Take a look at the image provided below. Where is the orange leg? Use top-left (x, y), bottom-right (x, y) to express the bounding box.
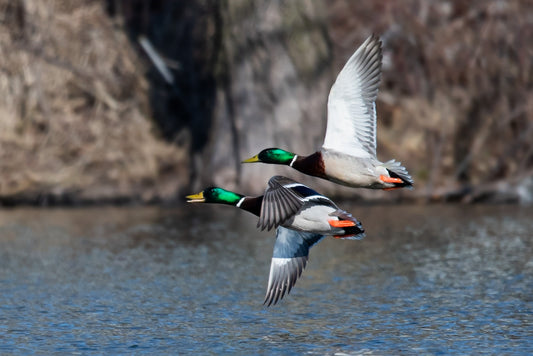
top-left (380, 175), bottom-right (403, 184)
top-left (333, 234), bottom-right (356, 239)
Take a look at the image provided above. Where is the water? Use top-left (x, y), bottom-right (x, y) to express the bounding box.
top-left (0, 204), bottom-right (531, 354)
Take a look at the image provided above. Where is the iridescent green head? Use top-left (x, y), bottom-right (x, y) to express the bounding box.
top-left (242, 148), bottom-right (296, 165)
top-left (186, 187), bottom-right (244, 205)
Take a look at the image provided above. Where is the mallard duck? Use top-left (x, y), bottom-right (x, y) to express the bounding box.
top-left (242, 34), bottom-right (413, 190)
top-left (186, 175), bottom-right (365, 305)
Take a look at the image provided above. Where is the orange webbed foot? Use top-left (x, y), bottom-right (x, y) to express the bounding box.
top-left (328, 219), bottom-right (356, 228)
top-left (379, 175), bottom-right (403, 184)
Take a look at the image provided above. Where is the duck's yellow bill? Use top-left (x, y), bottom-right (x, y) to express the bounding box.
top-left (186, 191), bottom-right (205, 203)
top-left (242, 155), bottom-right (259, 163)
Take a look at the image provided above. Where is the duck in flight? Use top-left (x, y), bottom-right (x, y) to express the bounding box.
top-left (186, 176), bottom-right (365, 306)
top-left (242, 35), bottom-right (413, 190)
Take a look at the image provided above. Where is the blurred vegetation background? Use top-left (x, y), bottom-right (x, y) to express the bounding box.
top-left (0, 0), bottom-right (532, 205)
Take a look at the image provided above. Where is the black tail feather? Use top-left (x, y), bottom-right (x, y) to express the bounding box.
top-left (387, 169), bottom-right (414, 188)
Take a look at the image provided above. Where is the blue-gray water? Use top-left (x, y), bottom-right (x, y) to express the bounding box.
top-left (0, 204), bottom-right (531, 355)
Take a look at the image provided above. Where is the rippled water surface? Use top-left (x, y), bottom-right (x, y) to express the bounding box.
top-left (0, 204), bottom-right (532, 354)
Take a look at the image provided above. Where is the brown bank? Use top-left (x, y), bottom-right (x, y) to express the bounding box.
top-left (0, 0), bottom-right (532, 205)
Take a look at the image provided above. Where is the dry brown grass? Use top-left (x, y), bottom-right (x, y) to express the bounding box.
top-left (0, 0), bottom-right (188, 204)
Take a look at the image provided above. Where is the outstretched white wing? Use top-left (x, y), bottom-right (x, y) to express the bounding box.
top-left (323, 34), bottom-right (382, 159)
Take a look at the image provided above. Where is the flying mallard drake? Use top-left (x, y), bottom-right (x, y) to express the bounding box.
top-left (242, 34), bottom-right (413, 190)
top-left (186, 176), bottom-right (365, 305)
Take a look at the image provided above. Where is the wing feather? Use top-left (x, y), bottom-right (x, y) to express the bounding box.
top-left (264, 227), bottom-right (325, 306)
top-left (323, 34), bottom-right (382, 158)
top-left (258, 176), bottom-right (304, 230)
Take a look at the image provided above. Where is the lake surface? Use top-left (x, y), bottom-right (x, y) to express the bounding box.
top-left (0, 204), bottom-right (531, 355)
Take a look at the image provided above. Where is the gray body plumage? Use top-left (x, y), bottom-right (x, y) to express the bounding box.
top-left (258, 176), bottom-right (360, 235)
